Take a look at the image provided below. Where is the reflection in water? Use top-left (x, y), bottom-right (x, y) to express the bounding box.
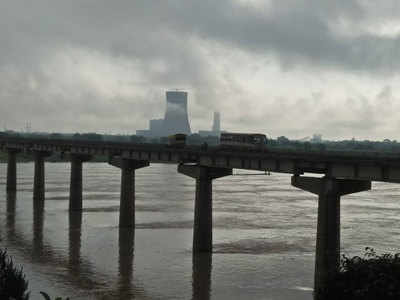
top-left (6, 192), bottom-right (16, 236)
top-left (2, 187), bottom-right (139, 298)
top-left (69, 212), bottom-right (82, 269)
top-left (192, 253), bottom-right (212, 300)
top-left (117, 227), bottom-right (135, 298)
top-left (32, 197), bottom-right (44, 258)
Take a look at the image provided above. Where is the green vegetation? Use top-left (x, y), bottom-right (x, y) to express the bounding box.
top-left (40, 291), bottom-right (69, 300)
top-left (0, 249), bottom-right (69, 299)
top-left (322, 247), bottom-right (400, 300)
top-left (0, 249), bottom-right (29, 300)
top-left (271, 136), bottom-right (400, 153)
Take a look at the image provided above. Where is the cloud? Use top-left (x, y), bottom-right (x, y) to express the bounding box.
top-left (1, 0), bottom-right (400, 139)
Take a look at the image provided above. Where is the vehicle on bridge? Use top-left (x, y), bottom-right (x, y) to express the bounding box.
top-left (220, 132), bottom-right (268, 150)
top-left (168, 133), bottom-right (187, 148)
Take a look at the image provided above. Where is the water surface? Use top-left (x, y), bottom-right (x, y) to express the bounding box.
top-left (1, 163), bottom-right (400, 299)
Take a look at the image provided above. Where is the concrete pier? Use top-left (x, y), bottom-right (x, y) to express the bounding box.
top-left (178, 164), bottom-right (232, 253)
top-left (33, 151), bottom-right (52, 202)
top-left (33, 193), bottom-right (45, 256)
top-left (110, 158), bottom-right (149, 228)
top-left (192, 253), bottom-right (212, 300)
top-left (69, 212), bottom-right (82, 268)
top-left (6, 192), bottom-right (16, 236)
top-left (118, 227), bottom-right (135, 294)
top-left (291, 175), bottom-right (371, 299)
top-left (6, 149), bottom-right (19, 192)
top-left (69, 154), bottom-right (92, 211)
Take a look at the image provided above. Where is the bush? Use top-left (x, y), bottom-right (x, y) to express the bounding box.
top-left (0, 249), bottom-right (30, 300)
top-left (322, 247), bottom-right (400, 300)
top-left (40, 291), bottom-right (69, 300)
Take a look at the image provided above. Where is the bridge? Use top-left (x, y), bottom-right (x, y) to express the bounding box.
top-left (2, 136), bottom-right (400, 299)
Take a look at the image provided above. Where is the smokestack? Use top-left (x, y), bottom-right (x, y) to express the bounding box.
top-left (212, 112), bottom-right (220, 134)
top-left (163, 91), bottom-right (191, 136)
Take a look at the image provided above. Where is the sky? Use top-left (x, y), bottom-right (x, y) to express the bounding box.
top-left (2, 0), bottom-right (400, 140)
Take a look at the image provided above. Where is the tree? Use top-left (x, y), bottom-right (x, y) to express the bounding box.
top-left (277, 136), bottom-right (290, 144)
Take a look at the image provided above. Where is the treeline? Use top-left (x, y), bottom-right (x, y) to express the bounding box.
top-left (0, 131), bottom-right (220, 146)
top-left (2, 130), bottom-right (400, 153)
top-left (272, 136), bottom-right (400, 153)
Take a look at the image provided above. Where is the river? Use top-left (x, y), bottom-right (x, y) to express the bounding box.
top-left (1, 163), bottom-right (400, 299)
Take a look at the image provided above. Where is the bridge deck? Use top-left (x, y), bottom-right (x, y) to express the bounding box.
top-left (1, 137), bottom-right (400, 183)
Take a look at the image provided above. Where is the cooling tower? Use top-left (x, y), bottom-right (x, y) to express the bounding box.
top-left (163, 91), bottom-right (191, 135)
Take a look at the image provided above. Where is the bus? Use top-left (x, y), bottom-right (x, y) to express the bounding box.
top-left (220, 132), bottom-right (268, 150)
top-left (168, 133), bottom-right (187, 148)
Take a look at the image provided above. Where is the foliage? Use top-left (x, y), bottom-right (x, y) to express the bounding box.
top-left (40, 291), bottom-right (69, 300)
top-left (72, 132), bottom-right (103, 141)
top-left (322, 247), bottom-right (400, 300)
top-left (0, 249), bottom-right (30, 300)
top-left (4, 129), bottom-right (400, 153)
top-left (130, 135), bottom-right (146, 143)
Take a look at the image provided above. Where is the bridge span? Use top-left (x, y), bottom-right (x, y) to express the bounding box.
top-left (1, 136), bottom-right (400, 299)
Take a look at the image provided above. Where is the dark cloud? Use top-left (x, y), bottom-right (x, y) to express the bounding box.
top-left (1, 0), bottom-right (400, 138)
top-left (2, 1), bottom-right (399, 76)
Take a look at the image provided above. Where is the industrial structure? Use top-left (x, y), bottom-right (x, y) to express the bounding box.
top-left (137, 91), bottom-right (221, 138)
top-left (137, 90), bottom-right (191, 137)
top-left (199, 112), bottom-right (221, 137)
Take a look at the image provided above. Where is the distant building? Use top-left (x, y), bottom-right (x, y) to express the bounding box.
top-left (163, 91), bottom-right (191, 135)
top-left (311, 134), bottom-right (322, 143)
top-left (199, 111), bottom-right (221, 137)
top-left (136, 129), bottom-right (152, 137)
top-left (149, 119), bottom-right (164, 137)
top-left (212, 112), bottom-right (220, 134)
top-left (136, 90), bottom-right (191, 137)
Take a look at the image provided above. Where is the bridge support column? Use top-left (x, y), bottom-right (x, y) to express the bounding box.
top-left (178, 164), bottom-right (232, 253)
top-left (110, 158), bottom-right (149, 228)
top-left (6, 149), bottom-right (20, 192)
top-left (69, 154), bottom-right (92, 211)
top-left (33, 151), bottom-right (52, 202)
top-left (291, 175), bottom-right (371, 299)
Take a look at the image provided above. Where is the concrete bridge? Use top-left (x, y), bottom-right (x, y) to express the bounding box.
top-left (2, 136), bottom-right (400, 299)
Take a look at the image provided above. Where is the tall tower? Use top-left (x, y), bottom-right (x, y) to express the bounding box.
top-left (163, 91), bottom-right (191, 135)
top-left (212, 112), bottom-right (220, 135)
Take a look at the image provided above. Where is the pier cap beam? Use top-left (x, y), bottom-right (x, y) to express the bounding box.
top-left (109, 157), bottom-right (149, 170)
top-left (178, 164), bottom-right (232, 179)
top-left (291, 175), bottom-right (371, 196)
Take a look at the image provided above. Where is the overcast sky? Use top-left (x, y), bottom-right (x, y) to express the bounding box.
top-left (2, 0), bottom-right (400, 140)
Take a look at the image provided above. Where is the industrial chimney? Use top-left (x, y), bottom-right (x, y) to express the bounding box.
top-left (212, 112), bottom-right (220, 135)
top-left (163, 91), bottom-right (191, 136)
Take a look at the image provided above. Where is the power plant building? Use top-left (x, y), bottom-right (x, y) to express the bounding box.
top-left (149, 119), bottom-right (164, 137)
top-left (163, 91), bottom-right (191, 135)
top-left (136, 91), bottom-right (191, 137)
